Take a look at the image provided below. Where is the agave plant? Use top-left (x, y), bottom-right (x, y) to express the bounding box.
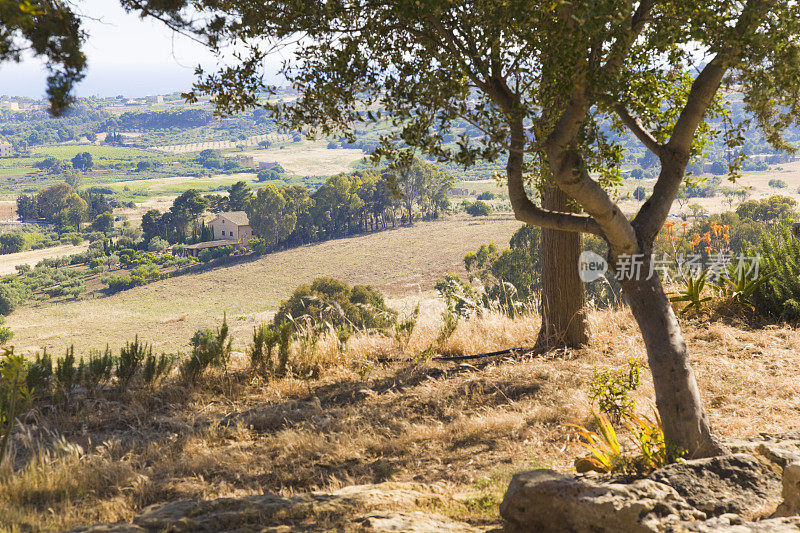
top-left (670, 269), bottom-right (712, 314)
top-left (718, 264), bottom-right (768, 311)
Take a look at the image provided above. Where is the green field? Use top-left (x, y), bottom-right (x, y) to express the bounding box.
top-left (32, 144), bottom-right (159, 160)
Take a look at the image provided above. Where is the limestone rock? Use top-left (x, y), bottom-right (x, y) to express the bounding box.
top-left (774, 461), bottom-right (800, 518)
top-left (648, 454), bottom-right (781, 516)
top-left (499, 469), bottom-right (704, 533)
top-left (674, 515), bottom-right (800, 532)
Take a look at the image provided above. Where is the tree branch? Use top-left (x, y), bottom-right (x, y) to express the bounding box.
top-left (634, 0), bottom-right (773, 242)
top-left (506, 116), bottom-right (603, 236)
top-left (613, 103), bottom-right (664, 156)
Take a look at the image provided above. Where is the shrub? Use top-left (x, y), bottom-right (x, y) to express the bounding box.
top-left (25, 350), bottom-right (53, 399)
top-left (0, 283), bottom-right (27, 315)
top-left (117, 337), bottom-right (150, 389)
top-left (0, 233), bottom-right (27, 254)
top-left (147, 237), bottom-right (169, 252)
top-left (750, 227), bottom-right (800, 320)
top-left (182, 316), bottom-right (232, 383)
top-left (248, 322), bottom-right (293, 377)
top-left (769, 178), bottom-right (788, 189)
top-left (465, 200), bottom-right (491, 217)
top-left (104, 275), bottom-right (133, 292)
top-left (79, 347), bottom-right (115, 394)
top-left (0, 318), bottom-right (12, 346)
top-left (587, 360), bottom-right (641, 423)
top-left (0, 347), bottom-right (32, 465)
top-left (54, 346), bottom-right (78, 404)
top-left (142, 352), bottom-right (174, 387)
top-left (476, 191), bottom-right (496, 201)
top-left (273, 278), bottom-right (397, 332)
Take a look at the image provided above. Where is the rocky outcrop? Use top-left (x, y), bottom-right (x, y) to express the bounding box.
top-left (647, 453), bottom-right (781, 516)
top-left (70, 482), bottom-right (488, 533)
top-left (501, 452), bottom-right (800, 533)
top-left (499, 469), bottom-right (704, 533)
top-left (774, 461), bottom-right (800, 518)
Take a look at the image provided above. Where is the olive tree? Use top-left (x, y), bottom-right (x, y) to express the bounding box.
top-left (124, 0), bottom-right (800, 457)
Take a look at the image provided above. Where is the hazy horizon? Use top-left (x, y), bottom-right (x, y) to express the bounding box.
top-left (0, 0), bottom-right (286, 100)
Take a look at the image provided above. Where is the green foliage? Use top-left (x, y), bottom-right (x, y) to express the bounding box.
top-left (464, 200), bottom-right (491, 217)
top-left (274, 278), bottom-right (396, 333)
top-left (54, 346), bottom-right (78, 404)
top-left (117, 337), bottom-right (151, 390)
top-left (0, 282), bottom-right (27, 315)
top-left (736, 196), bottom-right (797, 225)
top-left (768, 178), bottom-right (788, 189)
top-left (142, 352), bottom-right (174, 388)
top-left (25, 351), bottom-right (53, 399)
top-left (568, 411), bottom-right (681, 476)
top-left (465, 225), bottom-right (541, 315)
top-left (182, 316), bottom-right (233, 383)
top-left (750, 228), bottom-right (800, 321)
top-left (79, 347), bottom-right (115, 394)
top-left (0, 317), bottom-right (13, 346)
top-left (669, 270), bottom-right (713, 315)
top-left (0, 0), bottom-right (86, 115)
top-left (393, 304), bottom-right (419, 351)
top-left (587, 360), bottom-right (641, 423)
top-left (717, 263), bottom-right (768, 311)
top-left (0, 347), bottom-right (32, 466)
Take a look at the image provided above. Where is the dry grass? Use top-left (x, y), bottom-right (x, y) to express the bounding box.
top-left (241, 140), bottom-right (366, 176)
top-left (2, 305), bottom-right (800, 531)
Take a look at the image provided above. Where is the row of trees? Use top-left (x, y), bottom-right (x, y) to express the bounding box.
top-left (140, 160), bottom-right (454, 250)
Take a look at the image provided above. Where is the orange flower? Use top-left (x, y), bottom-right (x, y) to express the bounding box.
top-left (705, 246), bottom-right (713, 254)
top-left (704, 232), bottom-right (712, 243)
top-left (690, 234), bottom-right (701, 247)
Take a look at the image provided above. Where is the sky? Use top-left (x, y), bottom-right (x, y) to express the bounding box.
top-left (0, 0), bottom-right (287, 99)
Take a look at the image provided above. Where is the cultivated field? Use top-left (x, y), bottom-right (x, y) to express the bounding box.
top-left (0, 243), bottom-right (89, 276)
top-left (6, 215), bottom-right (521, 355)
top-left (242, 140), bottom-right (366, 176)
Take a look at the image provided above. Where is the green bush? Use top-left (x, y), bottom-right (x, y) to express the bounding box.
top-left (0, 347), bottom-right (32, 465)
top-left (248, 322), bottom-right (293, 377)
top-left (465, 200), bottom-right (491, 217)
top-left (273, 278), bottom-right (396, 332)
top-left (588, 360), bottom-right (641, 423)
top-left (182, 316), bottom-right (232, 383)
top-left (0, 283), bottom-right (27, 315)
top-left (117, 337), bottom-right (151, 389)
top-left (750, 227), bottom-right (800, 320)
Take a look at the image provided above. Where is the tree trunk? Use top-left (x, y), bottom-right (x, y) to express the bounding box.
top-left (620, 265), bottom-right (724, 458)
top-left (536, 186), bottom-right (590, 348)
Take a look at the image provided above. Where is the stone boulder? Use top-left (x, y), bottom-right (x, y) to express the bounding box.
top-left (774, 461), bottom-right (800, 518)
top-left (499, 469), bottom-right (705, 533)
top-left (648, 454), bottom-right (781, 516)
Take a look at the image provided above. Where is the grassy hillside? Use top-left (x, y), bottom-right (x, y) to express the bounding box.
top-left (3, 306), bottom-right (799, 531)
top-left (6, 215), bottom-right (521, 355)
